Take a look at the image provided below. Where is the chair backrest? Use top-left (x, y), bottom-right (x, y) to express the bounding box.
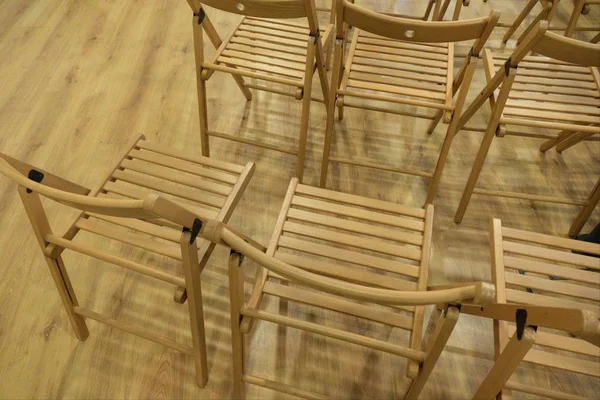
top-left (533, 30), bottom-right (600, 67)
top-left (0, 153), bottom-right (200, 229)
top-left (336, 0), bottom-right (498, 45)
top-left (209, 221), bottom-right (495, 306)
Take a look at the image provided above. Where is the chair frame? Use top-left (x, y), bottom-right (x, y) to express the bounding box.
top-left (217, 179), bottom-right (496, 399)
top-left (452, 22), bottom-right (600, 236)
top-left (319, 0), bottom-right (499, 204)
top-left (185, 0), bottom-right (333, 182)
top-left (461, 218), bottom-right (600, 399)
top-left (0, 134), bottom-right (254, 387)
top-left (502, 0), bottom-right (600, 44)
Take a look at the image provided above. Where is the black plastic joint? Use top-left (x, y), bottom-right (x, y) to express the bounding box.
top-left (310, 29), bottom-right (321, 44)
top-left (183, 218), bottom-right (203, 244)
top-left (515, 308), bottom-right (527, 340)
top-left (504, 57), bottom-right (516, 76)
top-left (194, 8), bottom-right (206, 25)
top-left (26, 169), bottom-right (44, 193)
top-left (230, 248), bottom-right (245, 266)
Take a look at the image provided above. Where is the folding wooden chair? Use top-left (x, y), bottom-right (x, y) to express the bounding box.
top-left (185, 0), bottom-right (334, 183)
top-left (461, 219), bottom-right (600, 399)
top-left (0, 134), bottom-right (254, 387)
top-left (213, 178), bottom-right (494, 399)
top-left (320, 0), bottom-right (499, 204)
top-left (452, 22), bottom-right (600, 236)
top-left (502, 0), bottom-right (599, 44)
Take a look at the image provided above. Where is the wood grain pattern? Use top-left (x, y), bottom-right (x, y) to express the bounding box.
top-left (0, 0), bottom-right (599, 399)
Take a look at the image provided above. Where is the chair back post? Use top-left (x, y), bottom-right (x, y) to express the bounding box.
top-left (303, 0), bottom-right (320, 35)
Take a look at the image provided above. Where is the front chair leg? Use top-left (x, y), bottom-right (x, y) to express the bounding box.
top-left (228, 251), bottom-right (246, 399)
top-left (405, 305), bottom-right (460, 400)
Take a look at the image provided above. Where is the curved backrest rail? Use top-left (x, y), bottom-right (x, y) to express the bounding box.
top-left (0, 156), bottom-right (156, 221)
top-left (198, 0), bottom-right (309, 19)
top-left (340, 0), bottom-right (494, 43)
top-left (219, 227), bottom-right (495, 306)
top-left (533, 31), bottom-right (600, 67)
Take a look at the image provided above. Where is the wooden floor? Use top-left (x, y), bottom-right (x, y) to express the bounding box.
top-left (0, 0), bottom-right (598, 398)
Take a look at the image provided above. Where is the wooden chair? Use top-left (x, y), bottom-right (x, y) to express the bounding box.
top-left (460, 219), bottom-right (600, 399)
top-left (185, 0), bottom-right (333, 183)
top-left (217, 178), bottom-right (495, 399)
top-left (452, 22), bottom-right (600, 236)
top-left (320, 0), bottom-right (499, 204)
top-left (0, 134), bottom-right (254, 387)
top-left (502, 0), bottom-right (600, 44)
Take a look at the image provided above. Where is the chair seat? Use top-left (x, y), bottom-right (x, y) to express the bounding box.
top-left (212, 17), bottom-right (332, 86)
top-left (245, 178), bottom-right (431, 357)
top-left (340, 28), bottom-right (452, 109)
top-left (488, 53), bottom-right (600, 133)
top-left (66, 136), bottom-right (253, 268)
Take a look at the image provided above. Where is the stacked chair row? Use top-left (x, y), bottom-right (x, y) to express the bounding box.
top-left (1, 143), bottom-right (599, 399)
top-left (0, 0), bottom-right (598, 399)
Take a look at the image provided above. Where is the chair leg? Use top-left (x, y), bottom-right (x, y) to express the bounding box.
top-left (180, 230), bottom-right (208, 387)
top-left (454, 68), bottom-right (517, 222)
top-left (228, 252), bottom-right (246, 399)
top-left (516, 4), bottom-right (550, 45)
top-left (192, 16), bottom-right (211, 157)
top-left (539, 129), bottom-right (573, 152)
top-left (503, 0), bottom-right (538, 43)
top-left (17, 187), bottom-right (89, 341)
top-left (320, 39), bottom-right (344, 188)
top-left (426, 56), bottom-right (479, 204)
top-left (566, 0), bottom-right (586, 37)
top-left (404, 306), bottom-right (460, 400)
top-left (296, 37), bottom-right (317, 183)
top-left (569, 177), bottom-right (600, 237)
top-left (427, 109), bottom-right (444, 134)
top-left (471, 327), bottom-right (536, 400)
top-left (556, 131), bottom-right (594, 152)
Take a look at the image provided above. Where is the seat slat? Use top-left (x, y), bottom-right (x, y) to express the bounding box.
top-left (102, 181), bottom-right (218, 219)
top-left (349, 71), bottom-right (446, 93)
top-left (226, 42), bottom-right (307, 64)
top-left (358, 30), bottom-right (448, 48)
top-left (277, 236), bottom-right (420, 278)
top-left (287, 208), bottom-right (423, 246)
top-left (505, 271), bottom-right (600, 302)
top-left (275, 252), bottom-right (418, 293)
top-left (504, 256), bottom-right (599, 285)
top-left (494, 59), bottom-right (590, 74)
top-left (234, 29), bottom-right (307, 49)
top-left (357, 36), bottom-right (448, 55)
top-left (291, 196), bottom-right (425, 232)
top-left (503, 241), bottom-right (600, 270)
top-left (502, 107), bottom-right (600, 125)
top-left (295, 184), bottom-right (426, 218)
top-left (509, 67), bottom-right (594, 82)
top-left (263, 281), bottom-right (414, 330)
top-left (230, 36), bottom-right (307, 56)
top-left (505, 99), bottom-right (600, 117)
top-left (135, 140), bottom-right (244, 174)
top-left (507, 326), bottom-right (600, 358)
top-left (355, 43), bottom-right (448, 62)
top-left (513, 75), bottom-right (597, 89)
top-left (508, 90), bottom-right (600, 107)
top-left (524, 349), bottom-right (600, 377)
top-left (120, 159), bottom-right (231, 196)
top-left (86, 213), bottom-right (181, 242)
top-left (354, 50), bottom-right (447, 70)
top-left (217, 55), bottom-right (305, 80)
top-left (237, 23), bottom-right (307, 42)
top-left (506, 289), bottom-right (599, 314)
top-left (352, 56), bottom-right (447, 77)
top-left (75, 219), bottom-right (182, 260)
top-left (244, 17), bottom-right (309, 35)
top-left (511, 83), bottom-right (599, 98)
top-left (221, 49), bottom-right (306, 72)
top-left (351, 63), bottom-right (446, 84)
top-left (128, 149), bottom-right (238, 185)
top-left (347, 79), bottom-right (446, 101)
top-left (503, 227), bottom-right (600, 255)
top-left (283, 221), bottom-right (422, 262)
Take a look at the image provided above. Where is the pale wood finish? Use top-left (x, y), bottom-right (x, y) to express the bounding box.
top-left (469, 219), bottom-right (600, 400)
top-left (453, 23), bottom-right (600, 236)
top-left (0, 135), bottom-right (254, 388)
top-left (187, 0), bottom-right (334, 183)
top-left (0, 1), bottom-right (599, 398)
top-left (320, 0), bottom-right (499, 206)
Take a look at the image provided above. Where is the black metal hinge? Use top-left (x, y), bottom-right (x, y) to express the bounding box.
top-left (194, 8), bottom-right (206, 25)
top-left (183, 218), bottom-right (203, 244)
top-left (310, 29), bottom-right (321, 44)
top-left (230, 248), bottom-right (245, 266)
